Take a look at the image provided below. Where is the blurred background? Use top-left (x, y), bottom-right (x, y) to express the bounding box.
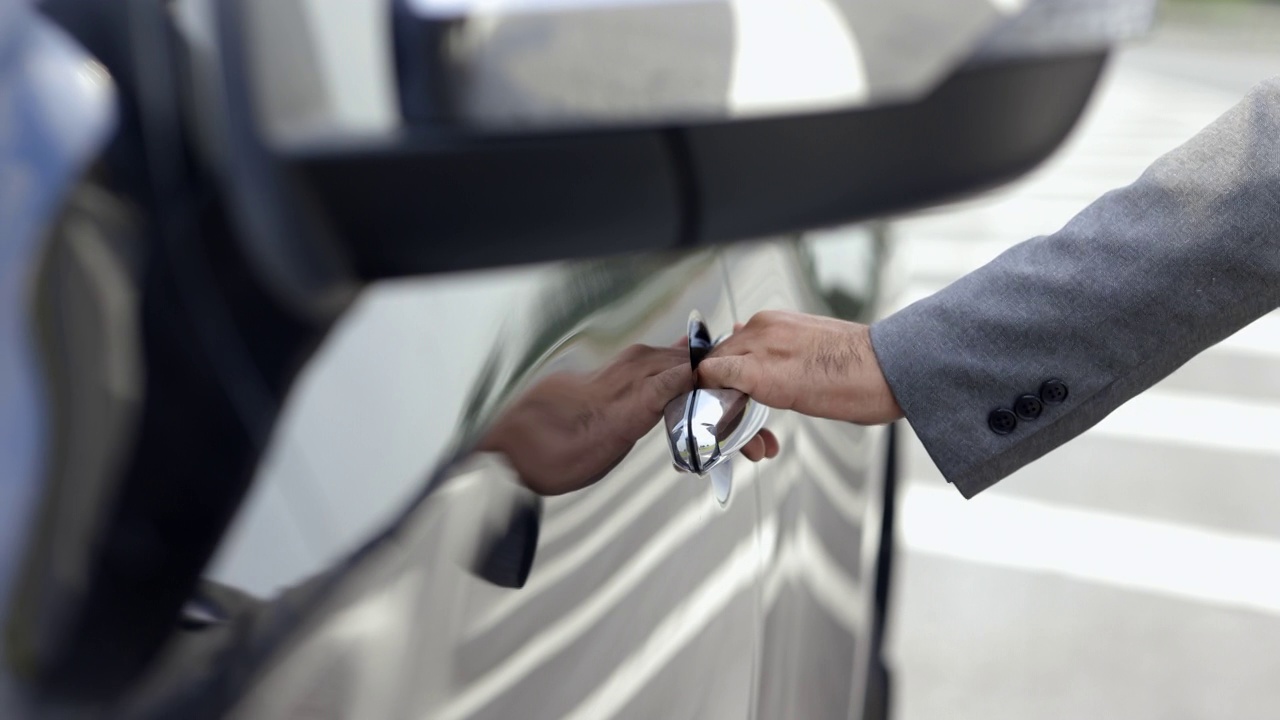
top-left (886, 2), bottom-right (1280, 718)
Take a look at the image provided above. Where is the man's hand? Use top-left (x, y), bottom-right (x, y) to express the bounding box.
top-left (478, 344), bottom-right (691, 496)
top-left (478, 342), bottom-right (778, 496)
top-left (697, 311), bottom-right (904, 425)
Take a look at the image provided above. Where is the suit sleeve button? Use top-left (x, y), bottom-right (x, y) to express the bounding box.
top-left (1014, 394), bottom-right (1043, 420)
top-left (1039, 379), bottom-right (1069, 405)
top-left (988, 408), bottom-right (1018, 435)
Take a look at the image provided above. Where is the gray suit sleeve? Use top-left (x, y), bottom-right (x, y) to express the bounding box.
top-left (870, 76), bottom-right (1280, 498)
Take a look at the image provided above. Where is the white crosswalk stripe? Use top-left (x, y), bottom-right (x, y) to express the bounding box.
top-left (887, 18), bottom-right (1280, 720)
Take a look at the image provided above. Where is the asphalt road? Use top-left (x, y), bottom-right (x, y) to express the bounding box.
top-left (885, 9), bottom-right (1280, 720)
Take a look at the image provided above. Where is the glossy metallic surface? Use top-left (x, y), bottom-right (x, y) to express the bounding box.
top-left (230, 0), bottom-right (1153, 137)
top-left (666, 386), bottom-right (770, 477)
top-left (0, 11), bottom-right (896, 710)
top-left (0, 37), bottom-right (894, 706)
top-left (692, 389), bottom-right (769, 476)
top-left (203, 250), bottom-right (761, 720)
top-left (0, 1), bottom-right (1137, 716)
top-left (0, 1), bottom-right (116, 649)
top-left (722, 232), bottom-right (892, 719)
top-left (687, 309), bottom-right (713, 369)
top-left (665, 312), bottom-right (770, 482)
top-left (167, 229), bottom-right (891, 720)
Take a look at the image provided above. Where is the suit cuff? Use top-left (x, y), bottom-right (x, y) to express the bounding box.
top-left (868, 306), bottom-right (1075, 499)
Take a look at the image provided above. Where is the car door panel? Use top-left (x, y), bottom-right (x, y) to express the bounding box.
top-left (720, 229), bottom-right (892, 720)
top-left (198, 248), bottom-right (764, 720)
top-left (1, 0), bottom-right (1147, 713)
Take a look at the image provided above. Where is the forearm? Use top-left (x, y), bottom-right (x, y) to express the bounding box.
top-left (871, 77), bottom-right (1280, 497)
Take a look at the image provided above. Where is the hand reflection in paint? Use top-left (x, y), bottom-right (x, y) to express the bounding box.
top-left (478, 342), bottom-right (779, 496)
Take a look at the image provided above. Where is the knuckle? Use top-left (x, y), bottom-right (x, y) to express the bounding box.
top-left (620, 343), bottom-right (649, 360)
top-left (752, 310), bottom-right (783, 326)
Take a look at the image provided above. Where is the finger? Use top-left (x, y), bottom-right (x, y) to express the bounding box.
top-left (617, 343), bottom-right (651, 362)
top-left (741, 434), bottom-right (766, 462)
top-left (624, 345), bottom-right (690, 377)
top-left (704, 330), bottom-right (751, 358)
top-left (647, 347), bottom-right (692, 376)
top-left (670, 335), bottom-right (688, 350)
top-left (758, 428), bottom-right (781, 458)
top-left (696, 356), bottom-right (759, 394)
top-left (644, 363), bottom-right (697, 412)
top-left (733, 322), bottom-right (745, 333)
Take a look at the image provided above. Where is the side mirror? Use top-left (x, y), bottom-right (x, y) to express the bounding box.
top-left (202, 0), bottom-right (1154, 302)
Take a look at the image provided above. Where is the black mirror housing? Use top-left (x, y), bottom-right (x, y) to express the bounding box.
top-left (289, 52), bottom-right (1106, 279)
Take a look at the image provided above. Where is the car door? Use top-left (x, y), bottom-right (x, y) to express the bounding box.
top-left (186, 248), bottom-right (766, 720)
top-left (3, 1), bottom-right (1141, 716)
top-left (721, 227), bottom-right (895, 720)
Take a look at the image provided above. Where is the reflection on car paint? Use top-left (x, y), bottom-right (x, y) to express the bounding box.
top-left (0, 9), bottom-right (118, 701)
top-left (181, 249), bottom-right (767, 720)
top-left (174, 236), bottom-right (893, 720)
top-left (10, 228), bottom-right (890, 718)
top-left (719, 237), bottom-right (889, 720)
top-left (664, 310), bottom-right (771, 491)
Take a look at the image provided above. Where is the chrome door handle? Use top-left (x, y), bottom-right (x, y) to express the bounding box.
top-left (664, 311), bottom-right (770, 477)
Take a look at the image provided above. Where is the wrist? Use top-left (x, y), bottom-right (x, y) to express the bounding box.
top-left (851, 323), bottom-right (904, 425)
